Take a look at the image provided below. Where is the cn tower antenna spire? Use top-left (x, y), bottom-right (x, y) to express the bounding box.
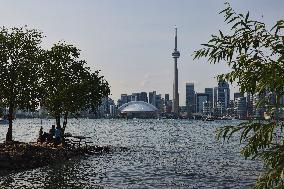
top-left (175, 26), bottom-right (177, 51)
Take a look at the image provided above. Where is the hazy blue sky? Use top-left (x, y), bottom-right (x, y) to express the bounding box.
top-left (1, 0), bottom-right (283, 105)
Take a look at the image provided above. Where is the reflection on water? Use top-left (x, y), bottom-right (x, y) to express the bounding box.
top-left (0, 119), bottom-right (261, 188)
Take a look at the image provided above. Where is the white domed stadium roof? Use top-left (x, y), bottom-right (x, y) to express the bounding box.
top-left (118, 101), bottom-right (158, 113)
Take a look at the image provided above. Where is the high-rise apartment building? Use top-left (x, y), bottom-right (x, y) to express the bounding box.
top-left (234, 92), bottom-right (244, 100)
top-left (121, 94), bottom-right (128, 105)
top-left (196, 93), bottom-right (209, 113)
top-left (235, 97), bottom-right (247, 119)
top-left (165, 94), bottom-right (169, 104)
top-left (186, 83), bottom-right (195, 115)
top-left (246, 92), bottom-right (253, 117)
top-left (149, 91), bottom-right (156, 107)
top-left (213, 87), bottom-right (218, 108)
top-left (140, 92), bottom-right (148, 103)
top-left (205, 88), bottom-right (213, 107)
top-left (216, 80), bottom-right (230, 115)
top-left (131, 93), bottom-right (140, 101)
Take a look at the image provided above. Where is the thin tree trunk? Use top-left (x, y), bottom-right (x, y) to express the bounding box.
top-left (55, 114), bottom-right (61, 128)
top-left (6, 106), bottom-right (14, 142)
top-left (62, 112), bottom-right (68, 134)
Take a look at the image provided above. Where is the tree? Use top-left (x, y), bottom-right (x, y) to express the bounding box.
top-left (60, 67), bottom-right (110, 133)
top-left (41, 42), bottom-right (110, 133)
top-left (0, 27), bottom-right (43, 142)
top-left (194, 3), bottom-right (284, 188)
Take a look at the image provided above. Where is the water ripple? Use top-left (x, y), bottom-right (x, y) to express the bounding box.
top-left (0, 119), bottom-right (261, 188)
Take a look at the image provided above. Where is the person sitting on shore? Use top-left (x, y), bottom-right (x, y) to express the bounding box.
top-left (42, 132), bottom-right (49, 142)
top-left (54, 125), bottom-right (62, 146)
top-left (48, 125), bottom-right (56, 143)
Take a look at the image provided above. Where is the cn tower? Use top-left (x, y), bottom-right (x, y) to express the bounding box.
top-left (172, 26), bottom-right (180, 115)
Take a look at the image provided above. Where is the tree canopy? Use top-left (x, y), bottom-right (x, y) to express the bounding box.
top-left (0, 26), bottom-right (43, 142)
top-left (0, 27), bottom-right (110, 142)
top-left (194, 3), bottom-right (284, 188)
top-left (41, 42), bottom-right (110, 132)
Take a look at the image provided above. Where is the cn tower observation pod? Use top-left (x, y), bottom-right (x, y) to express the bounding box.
top-left (118, 101), bottom-right (158, 119)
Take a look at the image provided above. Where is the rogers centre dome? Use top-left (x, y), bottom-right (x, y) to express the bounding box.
top-left (118, 101), bottom-right (158, 118)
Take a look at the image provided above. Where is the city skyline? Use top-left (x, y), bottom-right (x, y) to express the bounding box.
top-left (1, 1), bottom-right (283, 105)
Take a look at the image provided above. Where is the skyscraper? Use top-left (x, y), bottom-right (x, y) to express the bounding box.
top-left (131, 93), bottom-right (140, 101)
top-left (205, 88), bottom-right (213, 106)
top-left (213, 87), bottom-right (218, 108)
top-left (246, 92), bottom-right (253, 117)
top-left (149, 91), bottom-right (156, 106)
top-left (196, 93), bottom-right (209, 113)
top-left (165, 94), bottom-right (169, 103)
top-left (234, 92), bottom-right (244, 100)
top-left (235, 97), bottom-right (247, 119)
top-left (172, 27), bottom-right (180, 114)
top-left (216, 80), bottom-right (230, 116)
top-left (140, 92), bottom-right (148, 103)
top-left (186, 83), bottom-right (195, 115)
top-left (120, 94), bottom-right (128, 105)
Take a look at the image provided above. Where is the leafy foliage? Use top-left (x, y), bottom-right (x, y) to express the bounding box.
top-left (193, 3), bottom-right (284, 188)
top-left (41, 42), bottom-right (110, 131)
top-left (0, 26), bottom-right (43, 141)
top-left (0, 26), bottom-right (110, 141)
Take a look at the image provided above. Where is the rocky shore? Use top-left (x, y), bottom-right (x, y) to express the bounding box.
top-left (0, 142), bottom-right (111, 170)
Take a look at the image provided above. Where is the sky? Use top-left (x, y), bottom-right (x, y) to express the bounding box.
top-left (0, 0), bottom-right (283, 105)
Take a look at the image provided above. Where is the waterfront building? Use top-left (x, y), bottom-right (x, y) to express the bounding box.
top-left (196, 93), bottom-right (209, 113)
top-left (227, 100), bottom-right (235, 117)
top-left (164, 100), bottom-right (172, 113)
top-left (216, 80), bottom-right (230, 116)
top-left (186, 83), bottom-right (195, 115)
top-left (165, 94), bottom-right (169, 103)
top-left (216, 101), bottom-right (226, 116)
top-left (164, 94), bottom-right (171, 114)
top-left (234, 92), bottom-right (244, 100)
top-left (140, 92), bottom-right (148, 103)
top-left (204, 88), bottom-right (213, 114)
top-left (149, 91), bottom-right (156, 106)
top-left (120, 94), bottom-right (128, 105)
top-left (118, 101), bottom-right (158, 119)
top-left (203, 101), bottom-right (213, 116)
top-left (213, 87), bottom-right (218, 108)
top-left (180, 106), bottom-right (187, 115)
top-left (109, 105), bottom-right (117, 118)
top-left (117, 99), bottom-right (122, 108)
top-left (131, 93), bottom-right (140, 101)
top-left (205, 88), bottom-right (213, 105)
top-left (235, 97), bottom-right (247, 119)
top-left (172, 27), bottom-right (180, 115)
top-left (155, 94), bottom-right (163, 111)
top-left (253, 93), bottom-right (266, 118)
top-left (246, 92), bottom-right (253, 117)
top-left (96, 97), bottom-right (115, 118)
top-left (127, 95), bottom-right (132, 103)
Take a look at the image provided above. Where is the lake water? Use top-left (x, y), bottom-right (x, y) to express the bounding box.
top-left (0, 119), bottom-right (262, 189)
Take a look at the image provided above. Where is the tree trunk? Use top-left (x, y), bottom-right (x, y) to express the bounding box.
top-left (62, 112), bottom-right (68, 134)
top-left (6, 106), bottom-right (14, 142)
top-left (55, 114), bottom-right (61, 128)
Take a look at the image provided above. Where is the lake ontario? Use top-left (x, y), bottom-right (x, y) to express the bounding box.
top-left (0, 119), bottom-right (261, 189)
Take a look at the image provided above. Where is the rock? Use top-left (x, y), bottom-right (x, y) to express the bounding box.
top-left (0, 142), bottom-right (111, 171)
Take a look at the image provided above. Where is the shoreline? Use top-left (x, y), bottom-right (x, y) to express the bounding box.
top-left (0, 141), bottom-right (111, 171)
